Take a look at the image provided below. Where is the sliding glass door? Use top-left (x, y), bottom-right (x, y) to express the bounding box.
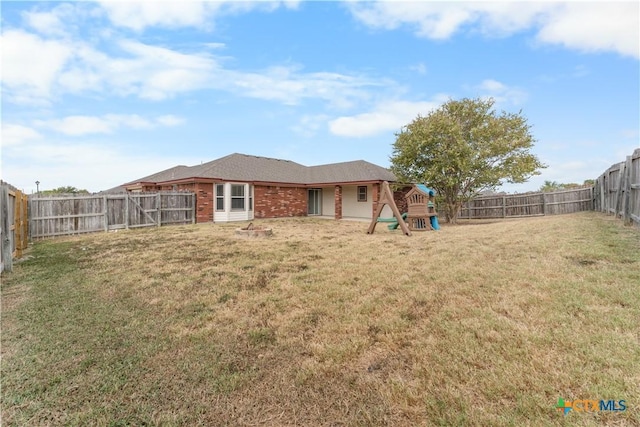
top-left (308, 189), bottom-right (322, 215)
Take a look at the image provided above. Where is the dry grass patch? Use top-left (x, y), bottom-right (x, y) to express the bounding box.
top-left (2, 213), bottom-right (639, 426)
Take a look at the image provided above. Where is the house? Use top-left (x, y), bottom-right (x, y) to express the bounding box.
top-left (121, 153), bottom-right (397, 223)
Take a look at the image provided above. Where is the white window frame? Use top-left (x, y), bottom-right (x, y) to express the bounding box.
top-left (357, 186), bottom-right (367, 202)
top-left (231, 184), bottom-right (245, 211)
top-left (215, 184), bottom-right (225, 211)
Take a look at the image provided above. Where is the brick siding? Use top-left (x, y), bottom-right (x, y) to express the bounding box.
top-left (254, 185), bottom-right (307, 218)
top-left (193, 183), bottom-right (213, 223)
top-left (393, 186), bottom-right (412, 214)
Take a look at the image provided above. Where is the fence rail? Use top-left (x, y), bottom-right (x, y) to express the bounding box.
top-left (459, 187), bottom-right (593, 219)
top-left (1, 181), bottom-right (29, 273)
top-left (594, 148), bottom-right (640, 227)
top-left (30, 192), bottom-right (196, 239)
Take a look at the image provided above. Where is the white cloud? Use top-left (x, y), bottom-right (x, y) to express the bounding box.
top-left (98, 1), bottom-right (300, 32)
top-left (2, 0), bottom-right (395, 109)
top-left (0, 29), bottom-right (73, 104)
top-left (347, 2), bottom-right (550, 39)
top-left (3, 23), bottom-right (385, 107)
top-left (37, 116), bottom-right (115, 136)
top-left (1, 29), bottom-right (220, 103)
top-left (98, 1), bottom-right (214, 31)
top-left (2, 115), bottom-right (187, 193)
top-left (291, 114), bottom-right (330, 138)
top-left (203, 42), bottom-right (226, 50)
top-left (33, 114), bottom-right (184, 136)
top-left (22, 9), bottom-right (67, 36)
top-left (114, 39), bottom-right (217, 100)
top-left (1, 124), bottom-right (43, 148)
top-left (329, 100), bottom-right (442, 137)
top-left (536, 3), bottom-right (639, 59)
top-left (348, 2), bottom-right (469, 39)
top-left (3, 140), bottom-right (197, 193)
top-left (229, 67), bottom-right (385, 107)
top-left (409, 63), bottom-right (428, 75)
top-left (347, 2), bottom-right (639, 59)
top-left (21, 3), bottom-right (98, 37)
top-left (476, 79), bottom-right (528, 106)
top-left (502, 158), bottom-right (603, 193)
top-left (107, 114), bottom-right (153, 130)
top-left (156, 115), bottom-right (185, 127)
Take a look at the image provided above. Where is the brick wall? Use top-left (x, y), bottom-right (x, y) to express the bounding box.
top-left (371, 183), bottom-right (411, 215)
top-left (192, 183), bottom-right (213, 223)
top-left (254, 185), bottom-right (307, 218)
top-left (393, 186), bottom-right (412, 214)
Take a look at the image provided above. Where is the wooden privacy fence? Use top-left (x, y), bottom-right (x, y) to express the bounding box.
top-left (1, 181), bottom-right (29, 273)
top-left (459, 187), bottom-right (593, 219)
top-left (30, 192), bottom-right (196, 239)
top-left (594, 148), bottom-right (640, 227)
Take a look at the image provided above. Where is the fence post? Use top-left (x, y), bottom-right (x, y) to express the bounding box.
top-left (31, 196), bottom-right (36, 239)
top-left (14, 190), bottom-right (24, 258)
top-left (603, 170), bottom-right (608, 213)
top-left (622, 155), bottom-right (632, 225)
top-left (157, 193), bottom-right (162, 227)
top-left (607, 169), bottom-right (612, 214)
top-left (103, 195), bottom-right (109, 232)
top-left (502, 196), bottom-right (506, 218)
top-left (542, 193), bottom-right (547, 215)
top-left (124, 193), bottom-right (129, 229)
top-left (192, 193), bottom-right (196, 224)
top-left (615, 162), bottom-right (626, 217)
top-left (1, 184), bottom-right (12, 273)
top-left (600, 175), bottom-right (606, 213)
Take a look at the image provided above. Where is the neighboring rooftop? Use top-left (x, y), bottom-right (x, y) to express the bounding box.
top-left (123, 153), bottom-right (396, 187)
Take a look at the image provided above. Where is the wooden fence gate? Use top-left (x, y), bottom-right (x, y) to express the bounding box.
top-left (30, 192), bottom-right (196, 239)
top-left (1, 181), bottom-right (29, 273)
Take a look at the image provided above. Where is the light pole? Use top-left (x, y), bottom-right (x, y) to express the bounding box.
top-left (35, 180), bottom-right (40, 196)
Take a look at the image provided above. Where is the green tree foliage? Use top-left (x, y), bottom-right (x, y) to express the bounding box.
top-left (390, 98), bottom-right (545, 223)
top-left (41, 186), bottom-right (89, 195)
top-left (539, 180), bottom-right (564, 192)
top-left (539, 180), bottom-right (593, 192)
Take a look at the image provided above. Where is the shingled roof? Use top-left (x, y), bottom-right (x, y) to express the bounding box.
top-left (124, 153), bottom-right (396, 186)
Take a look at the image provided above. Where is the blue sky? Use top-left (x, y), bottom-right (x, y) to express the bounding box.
top-left (2, 1), bottom-right (638, 194)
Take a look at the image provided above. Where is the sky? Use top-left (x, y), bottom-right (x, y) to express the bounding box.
top-left (1, 1), bottom-right (639, 194)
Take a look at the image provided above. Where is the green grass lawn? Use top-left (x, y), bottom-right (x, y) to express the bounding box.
top-left (2, 213), bottom-right (639, 426)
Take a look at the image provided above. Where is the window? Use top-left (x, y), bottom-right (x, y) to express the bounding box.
top-left (249, 186), bottom-right (253, 211)
top-left (357, 186), bottom-right (367, 202)
top-left (231, 184), bottom-right (245, 210)
top-left (216, 184), bottom-right (224, 211)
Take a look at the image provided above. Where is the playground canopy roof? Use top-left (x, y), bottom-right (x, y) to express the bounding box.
top-left (414, 184), bottom-right (436, 196)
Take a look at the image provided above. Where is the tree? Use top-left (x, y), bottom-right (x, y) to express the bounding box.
top-left (41, 186), bottom-right (89, 195)
top-left (390, 98), bottom-right (545, 223)
top-left (539, 180), bottom-right (564, 192)
top-left (539, 181), bottom-right (590, 192)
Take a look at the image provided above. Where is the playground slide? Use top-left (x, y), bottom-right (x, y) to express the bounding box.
top-left (386, 212), bottom-right (408, 230)
top-left (387, 213), bottom-right (440, 231)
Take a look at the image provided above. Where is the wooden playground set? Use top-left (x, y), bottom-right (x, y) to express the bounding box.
top-left (367, 181), bottom-right (439, 237)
